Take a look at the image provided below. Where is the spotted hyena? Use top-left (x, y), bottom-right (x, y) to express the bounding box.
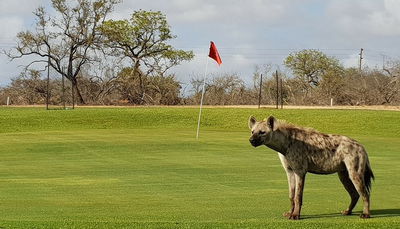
top-left (248, 116), bottom-right (374, 220)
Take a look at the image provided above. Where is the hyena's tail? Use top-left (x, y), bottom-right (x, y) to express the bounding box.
top-left (364, 160), bottom-right (374, 194)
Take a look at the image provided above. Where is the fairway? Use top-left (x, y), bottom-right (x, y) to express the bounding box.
top-left (0, 107), bottom-right (399, 228)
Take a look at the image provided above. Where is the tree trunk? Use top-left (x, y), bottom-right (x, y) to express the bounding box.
top-left (71, 78), bottom-right (85, 104)
top-left (133, 61), bottom-right (146, 105)
top-left (75, 84), bottom-right (85, 104)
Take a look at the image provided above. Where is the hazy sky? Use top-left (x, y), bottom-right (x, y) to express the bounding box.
top-left (1, 0), bottom-right (400, 87)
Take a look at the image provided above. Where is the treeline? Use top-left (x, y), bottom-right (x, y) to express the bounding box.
top-left (188, 54), bottom-right (400, 106)
top-left (0, 67), bottom-right (182, 106)
top-left (1, 0), bottom-right (399, 106)
top-left (1, 58), bottom-right (400, 106)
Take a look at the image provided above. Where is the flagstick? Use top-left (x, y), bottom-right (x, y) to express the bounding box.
top-left (196, 57), bottom-right (210, 140)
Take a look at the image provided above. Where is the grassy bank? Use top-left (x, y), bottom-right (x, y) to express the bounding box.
top-left (0, 107), bottom-right (399, 228)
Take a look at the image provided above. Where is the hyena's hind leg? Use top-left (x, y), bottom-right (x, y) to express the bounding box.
top-left (345, 159), bottom-right (371, 218)
top-left (338, 169), bottom-right (359, 215)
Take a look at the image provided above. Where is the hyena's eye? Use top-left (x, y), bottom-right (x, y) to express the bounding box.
top-left (251, 131), bottom-right (254, 134)
top-left (259, 131), bottom-right (266, 135)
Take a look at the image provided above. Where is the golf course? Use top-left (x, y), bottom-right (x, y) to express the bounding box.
top-left (0, 107), bottom-right (399, 228)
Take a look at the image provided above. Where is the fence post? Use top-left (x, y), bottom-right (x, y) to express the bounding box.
top-left (276, 70), bottom-right (279, 109)
top-left (46, 55), bottom-right (50, 110)
top-left (62, 67), bottom-right (66, 110)
top-left (72, 80), bottom-right (75, 109)
top-left (280, 78), bottom-right (283, 109)
top-left (258, 74), bottom-right (262, 108)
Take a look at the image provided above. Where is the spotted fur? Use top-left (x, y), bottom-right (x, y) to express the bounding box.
top-left (248, 116), bottom-right (374, 220)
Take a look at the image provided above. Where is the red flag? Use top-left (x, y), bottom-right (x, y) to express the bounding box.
top-left (208, 41), bottom-right (222, 65)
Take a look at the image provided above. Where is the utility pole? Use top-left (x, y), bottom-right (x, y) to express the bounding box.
top-left (62, 67), bottom-right (66, 110)
top-left (258, 74), bottom-right (262, 108)
top-left (46, 55), bottom-right (50, 110)
top-left (280, 78), bottom-right (283, 109)
top-left (275, 70), bottom-right (279, 109)
top-left (359, 48), bottom-right (363, 72)
top-left (72, 80), bottom-right (75, 109)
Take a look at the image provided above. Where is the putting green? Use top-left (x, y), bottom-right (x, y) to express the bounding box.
top-left (0, 107), bottom-right (399, 228)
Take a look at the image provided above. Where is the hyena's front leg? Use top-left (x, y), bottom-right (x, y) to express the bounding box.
top-left (283, 169), bottom-right (295, 217)
top-left (289, 172), bottom-right (306, 220)
top-left (279, 154), bottom-right (295, 217)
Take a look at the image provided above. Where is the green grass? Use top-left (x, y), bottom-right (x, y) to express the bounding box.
top-left (0, 107), bottom-right (399, 228)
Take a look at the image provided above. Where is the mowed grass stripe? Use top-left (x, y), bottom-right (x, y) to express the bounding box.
top-left (1, 107), bottom-right (399, 137)
top-left (0, 107), bottom-right (399, 228)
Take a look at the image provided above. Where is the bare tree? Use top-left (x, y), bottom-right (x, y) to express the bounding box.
top-left (77, 55), bottom-right (122, 104)
top-left (2, 70), bottom-right (50, 105)
top-left (380, 60), bottom-right (400, 104)
top-left (383, 60), bottom-right (400, 78)
top-left (5, 0), bottom-right (121, 104)
top-left (252, 64), bottom-right (273, 104)
top-left (194, 74), bottom-right (247, 105)
top-left (114, 67), bottom-right (183, 105)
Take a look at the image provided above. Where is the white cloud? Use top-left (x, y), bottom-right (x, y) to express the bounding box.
top-left (168, 3), bottom-right (217, 23)
top-left (368, 0), bottom-right (400, 36)
top-left (0, 0), bottom-right (44, 15)
top-left (327, 0), bottom-right (400, 37)
top-left (0, 0), bottom-right (46, 42)
top-left (0, 17), bottom-right (24, 41)
top-left (342, 54), bottom-right (359, 68)
top-left (112, 0), bottom-right (295, 25)
top-left (1, 0), bottom-right (400, 86)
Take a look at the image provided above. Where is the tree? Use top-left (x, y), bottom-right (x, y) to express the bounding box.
top-left (75, 60), bottom-right (121, 104)
top-left (99, 10), bottom-right (194, 104)
top-left (383, 60), bottom-right (400, 78)
top-left (284, 49), bottom-right (343, 87)
top-left (252, 64), bottom-right (272, 104)
top-left (6, 0), bottom-right (121, 104)
top-left (7, 70), bottom-right (48, 104)
top-left (190, 74), bottom-right (247, 105)
top-left (147, 74), bottom-right (182, 105)
top-left (116, 67), bottom-right (182, 105)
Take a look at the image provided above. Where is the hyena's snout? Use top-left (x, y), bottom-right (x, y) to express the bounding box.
top-left (249, 136), bottom-right (262, 147)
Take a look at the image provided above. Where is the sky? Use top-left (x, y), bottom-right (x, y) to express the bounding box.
top-left (1, 0), bottom-right (400, 88)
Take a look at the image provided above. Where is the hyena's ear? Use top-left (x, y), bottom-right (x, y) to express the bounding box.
top-left (248, 116), bottom-right (257, 129)
top-left (267, 116), bottom-right (278, 131)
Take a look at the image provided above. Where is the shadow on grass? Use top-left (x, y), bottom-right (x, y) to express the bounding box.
top-left (302, 209), bottom-right (400, 219)
top-left (371, 209), bottom-right (400, 218)
top-left (301, 212), bottom-right (342, 219)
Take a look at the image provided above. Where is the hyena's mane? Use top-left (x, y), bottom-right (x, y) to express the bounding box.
top-left (276, 119), bottom-right (325, 139)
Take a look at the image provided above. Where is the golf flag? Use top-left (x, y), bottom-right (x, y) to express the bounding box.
top-left (196, 41), bottom-right (222, 140)
top-left (208, 41), bottom-right (222, 65)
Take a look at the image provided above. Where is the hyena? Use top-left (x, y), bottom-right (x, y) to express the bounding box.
top-left (248, 116), bottom-right (374, 220)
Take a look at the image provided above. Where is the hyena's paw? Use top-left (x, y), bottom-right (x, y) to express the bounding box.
top-left (341, 210), bottom-right (352, 215)
top-left (360, 213), bottom-right (371, 219)
top-left (283, 211), bottom-right (292, 217)
top-left (288, 214), bottom-right (300, 220)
